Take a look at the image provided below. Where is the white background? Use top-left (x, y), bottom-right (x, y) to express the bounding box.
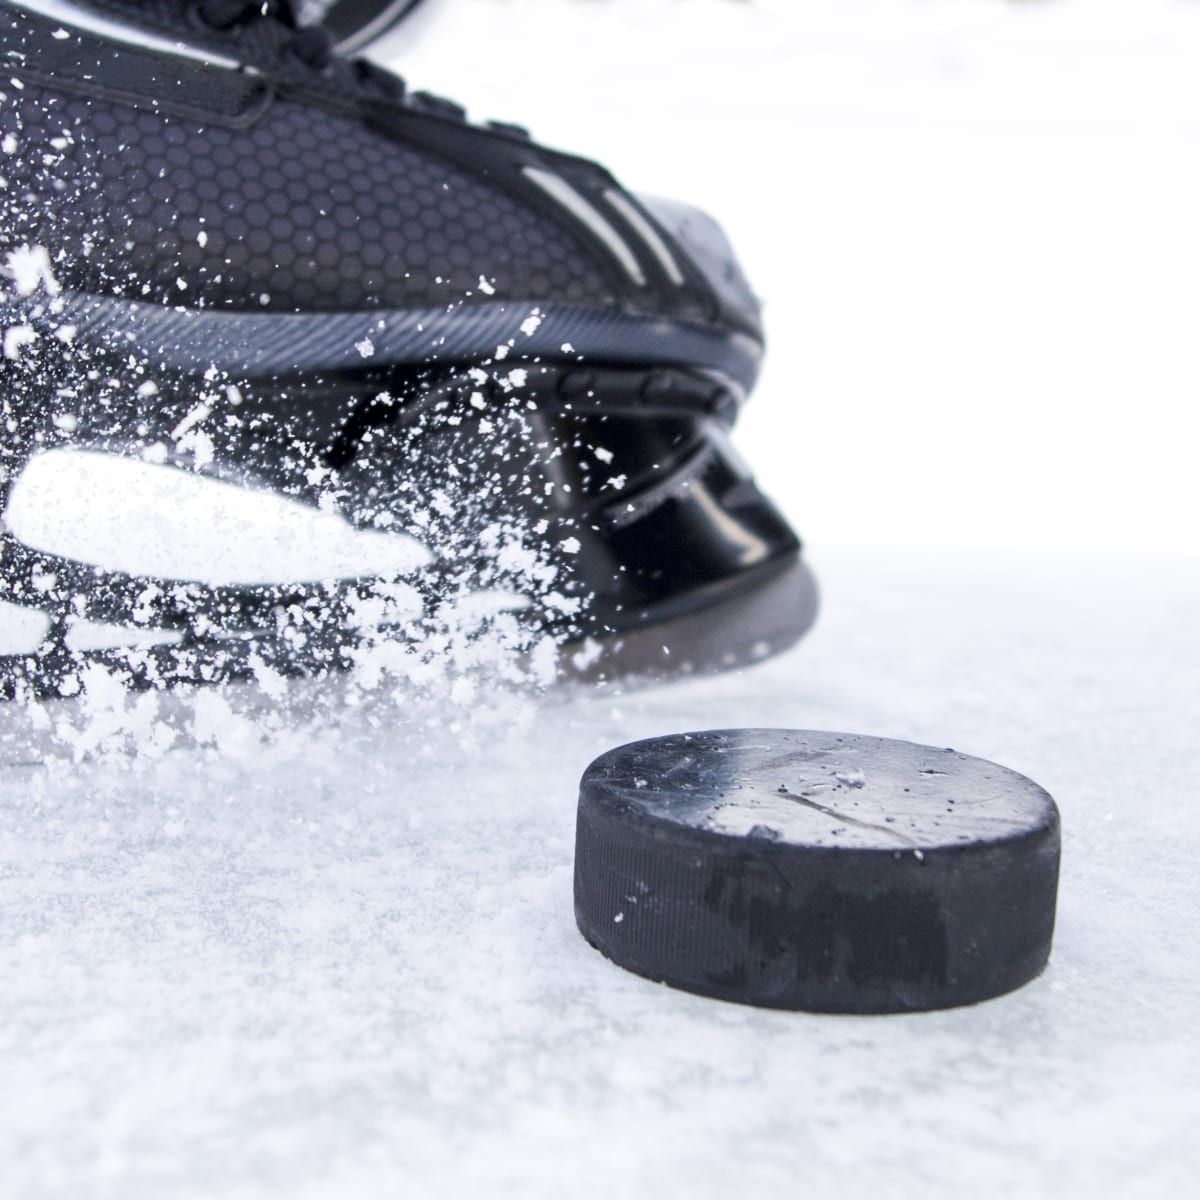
top-left (395, 0), bottom-right (1200, 556)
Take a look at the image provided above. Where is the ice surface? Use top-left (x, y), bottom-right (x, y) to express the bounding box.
top-left (1, 547), bottom-right (1197, 1198)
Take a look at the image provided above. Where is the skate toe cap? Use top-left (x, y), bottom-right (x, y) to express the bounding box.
top-left (636, 195), bottom-right (763, 343)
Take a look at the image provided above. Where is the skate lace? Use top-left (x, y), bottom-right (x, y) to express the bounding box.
top-left (195, 0), bottom-right (335, 67)
top-left (196, 0), bottom-right (410, 99)
top-left (195, 0), bottom-right (508, 123)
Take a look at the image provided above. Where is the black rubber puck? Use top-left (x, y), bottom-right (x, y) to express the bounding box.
top-left (574, 729), bottom-right (1061, 1013)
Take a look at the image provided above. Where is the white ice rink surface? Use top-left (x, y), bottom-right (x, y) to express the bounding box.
top-left (1, 548), bottom-right (1197, 1198)
top-left (2, 1), bottom-right (1200, 1196)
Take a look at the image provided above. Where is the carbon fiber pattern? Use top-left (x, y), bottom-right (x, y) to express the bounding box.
top-left (35, 291), bottom-right (764, 389)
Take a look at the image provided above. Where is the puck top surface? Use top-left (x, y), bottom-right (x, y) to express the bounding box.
top-left (583, 728), bottom-right (1051, 852)
top-left (574, 729), bottom-right (1060, 1013)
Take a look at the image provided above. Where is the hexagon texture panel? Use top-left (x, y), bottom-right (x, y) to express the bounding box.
top-left (3, 85), bottom-right (614, 311)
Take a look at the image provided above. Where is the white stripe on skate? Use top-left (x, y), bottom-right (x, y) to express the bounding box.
top-left (604, 190), bottom-right (685, 287)
top-left (523, 167), bottom-right (647, 287)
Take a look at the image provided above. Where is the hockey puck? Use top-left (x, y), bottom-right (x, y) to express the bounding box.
top-left (574, 729), bottom-right (1060, 1013)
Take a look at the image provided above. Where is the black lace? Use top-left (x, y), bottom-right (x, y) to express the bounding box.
top-left (196, 0), bottom-right (508, 125)
top-left (196, 0), bottom-right (336, 71)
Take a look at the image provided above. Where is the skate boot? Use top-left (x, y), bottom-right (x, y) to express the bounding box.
top-left (304, 0), bottom-right (436, 55)
top-left (0, 0), bottom-right (816, 697)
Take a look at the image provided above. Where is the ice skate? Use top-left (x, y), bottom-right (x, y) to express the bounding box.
top-left (0, 0), bottom-right (817, 697)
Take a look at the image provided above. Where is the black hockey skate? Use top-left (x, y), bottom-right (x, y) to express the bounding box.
top-left (0, 0), bottom-right (816, 699)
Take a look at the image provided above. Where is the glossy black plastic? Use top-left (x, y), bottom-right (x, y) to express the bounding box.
top-left (0, 349), bottom-right (813, 695)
